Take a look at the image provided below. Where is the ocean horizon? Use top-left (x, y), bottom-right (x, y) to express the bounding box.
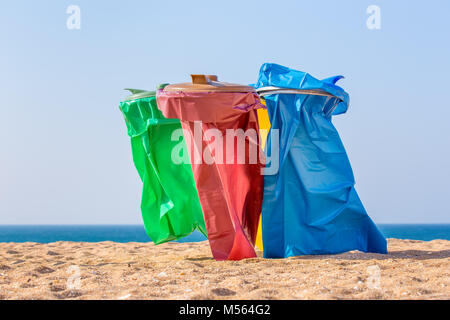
top-left (0, 224), bottom-right (449, 243)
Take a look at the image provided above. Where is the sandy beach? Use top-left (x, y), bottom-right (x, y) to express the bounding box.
top-left (0, 239), bottom-right (448, 300)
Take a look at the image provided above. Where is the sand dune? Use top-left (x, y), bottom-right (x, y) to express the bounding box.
top-left (0, 239), bottom-right (448, 300)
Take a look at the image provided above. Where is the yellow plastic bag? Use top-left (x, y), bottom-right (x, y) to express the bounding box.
top-left (255, 99), bottom-right (270, 251)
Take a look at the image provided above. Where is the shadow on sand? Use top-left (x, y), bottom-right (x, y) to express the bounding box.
top-left (293, 249), bottom-right (450, 261)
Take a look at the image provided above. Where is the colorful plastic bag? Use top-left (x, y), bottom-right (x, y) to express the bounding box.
top-left (156, 76), bottom-right (264, 260)
top-left (255, 103), bottom-right (271, 251)
top-left (255, 64), bottom-right (387, 258)
top-left (119, 89), bottom-right (207, 244)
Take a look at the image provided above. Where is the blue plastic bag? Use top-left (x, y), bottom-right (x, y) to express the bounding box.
top-left (255, 63), bottom-right (387, 258)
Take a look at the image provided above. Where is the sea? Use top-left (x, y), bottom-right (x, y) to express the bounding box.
top-left (0, 224), bottom-right (449, 243)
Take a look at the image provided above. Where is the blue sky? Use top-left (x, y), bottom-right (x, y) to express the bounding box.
top-left (1, 0), bottom-right (449, 224)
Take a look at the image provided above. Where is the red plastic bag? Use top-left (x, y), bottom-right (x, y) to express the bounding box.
top-left (156, 90), bottom-right (264, 260)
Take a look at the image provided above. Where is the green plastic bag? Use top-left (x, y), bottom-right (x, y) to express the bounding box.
top-left (119, 88), bottom-right (207, 244)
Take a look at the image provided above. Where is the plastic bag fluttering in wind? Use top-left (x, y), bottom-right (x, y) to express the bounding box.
top-left (119, 89), bottom-right (207, 244)
top-left (255, 64), bottom-right (387, 258)
top-left (255, 101), bottom-right (271, 251)
top-left (156, 75), bottom-right (265, 260)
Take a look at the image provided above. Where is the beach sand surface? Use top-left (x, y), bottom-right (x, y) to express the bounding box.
top-left (0, 239), bottom-right (448, 300)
